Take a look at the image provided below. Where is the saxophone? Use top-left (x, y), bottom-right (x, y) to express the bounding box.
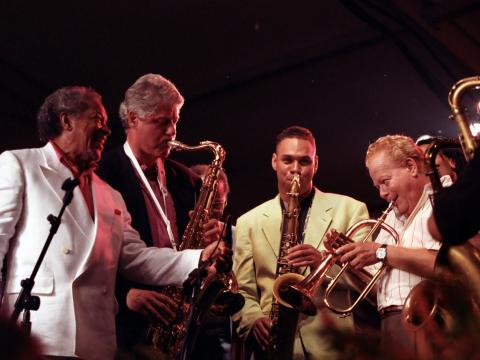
top-left (149, 140), bottom-right (241, 358)
top-left (266, 174), bottom-right (301, 360)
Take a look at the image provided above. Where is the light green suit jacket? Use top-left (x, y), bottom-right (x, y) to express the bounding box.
top-left (233, 188), bottom-right (369, 360)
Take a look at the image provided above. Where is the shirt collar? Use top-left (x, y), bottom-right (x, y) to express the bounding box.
top-left (49, 141), bottom-right (93, 178)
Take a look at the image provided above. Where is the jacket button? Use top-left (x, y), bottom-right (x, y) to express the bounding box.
top-left (63, 247), bottom-right (72, 255)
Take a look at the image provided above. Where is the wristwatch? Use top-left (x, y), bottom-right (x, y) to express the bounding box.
top-left (375, 244), bottom-right (388, 263)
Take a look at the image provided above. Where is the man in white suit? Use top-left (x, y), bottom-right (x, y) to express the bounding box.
top-left (0, 86), bottom-right (223, 359)
top-left (233, 126), bottom-right (369, 359)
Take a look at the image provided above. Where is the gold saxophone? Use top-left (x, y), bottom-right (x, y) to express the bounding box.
top-left (149, 139), bottom-right (242, 357)
top-left (265, 174), bottom-right (301, 360)
top-left (401, 77), bottom-right (480, 355)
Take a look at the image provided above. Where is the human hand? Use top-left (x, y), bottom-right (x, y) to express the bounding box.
top-left (200, 240), bottom-right (232, 268)
top-left (335, 242), bottom-right (382, 269)
top-left (126, 288), bottom-right (178, 325)
top-left (251, 316), bottom-right (271, 350)
top-left (188, 210), bottom-right (223, 246)
top-left (324, 229), bottom-right (354, 252)
top-left (287, 244), bottom-right (326, 271)
top-left (210, 241), bottom-right (233, 274)
top-left (202, 218), bottom-right (223, 245)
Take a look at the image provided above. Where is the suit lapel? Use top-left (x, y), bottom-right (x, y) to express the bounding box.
top-left (75, 175), bottom-right (118, 279)
top-left (303, 189), bottom-right (333, 252)
top-left (40, 143), bottom-right (93, 241)
top-left (260, 190), bottom-right (335, 266)
top-left (261, 196), bottom-right (282, 258)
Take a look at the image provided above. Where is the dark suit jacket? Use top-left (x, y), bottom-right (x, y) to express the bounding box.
top-left (433, 146), bottom-right (480, 244)
top-left (96, 145), bottom-right (201, 347)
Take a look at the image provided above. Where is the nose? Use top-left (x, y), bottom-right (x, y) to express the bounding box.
top-left (379, 186), bottom-right (389, 201)
top-left (290, 161), bottom-right (301, 174)
top-left (101, 123), bottom-right (112, 137)
top-left (165, 120), bottom-right (177, 137)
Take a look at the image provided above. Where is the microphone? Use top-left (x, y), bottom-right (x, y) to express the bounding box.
top-left (62, 177), bottom-right (80, 192)
top-left (61, 177), bottom-right (80, 206)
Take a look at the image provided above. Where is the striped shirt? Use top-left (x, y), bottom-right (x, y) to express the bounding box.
top-left (375, 180), bottom-right (447, 310)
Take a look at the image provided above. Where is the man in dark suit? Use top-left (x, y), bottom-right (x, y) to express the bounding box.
top-left (97, 73), bottom-right (221, 359)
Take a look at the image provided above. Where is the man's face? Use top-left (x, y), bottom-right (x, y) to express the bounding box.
top-left (272, 137), bottom-right (318, 200)
top-left (68, 98), bottom-right (110, 167)
top-left (129, 104), bottom-right (181, 163)
top-left (368, 151), bottom-right (422, 217)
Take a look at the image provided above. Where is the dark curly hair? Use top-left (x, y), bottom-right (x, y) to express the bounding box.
top-left (37, 86), bottom-right (102, 142)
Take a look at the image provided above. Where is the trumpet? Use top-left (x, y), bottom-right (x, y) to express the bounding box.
top-left (273, 202), bottom-right (399, 316)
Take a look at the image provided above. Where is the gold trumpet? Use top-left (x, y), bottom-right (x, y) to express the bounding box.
top-left (273, 202), bottom-right (399, 316)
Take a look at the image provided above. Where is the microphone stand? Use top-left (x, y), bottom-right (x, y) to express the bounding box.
top-left (179, 216), bottom-right (232, 360)
top-left (10, 177), bottom-right (80, 335)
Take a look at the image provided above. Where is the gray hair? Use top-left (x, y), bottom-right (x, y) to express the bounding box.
top-left (118, 73), bottom-right (184, 130)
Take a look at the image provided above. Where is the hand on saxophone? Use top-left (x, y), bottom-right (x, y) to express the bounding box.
top-left (201, 218), bottom-right (223, 245)
top-left (251, 316), bottom-right (271, 350)
top-left (200, 240), bottom-right (233, 274)
top-left (126, 288), bottom-right (178, 326)
top-left (187, 210), bottom-right (222, 245)
top-left (286, 244), bottom-right (326, 271)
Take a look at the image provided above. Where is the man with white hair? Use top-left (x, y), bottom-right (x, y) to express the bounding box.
top-left (332, 135), bottom-right (441, 359)
top-left (97, 74), bottom-right (223, 358)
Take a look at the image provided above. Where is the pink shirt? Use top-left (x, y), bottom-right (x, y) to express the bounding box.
top-left (136, 161), bottom-right (179, 248)
top-left (50, 141), bottom-right (94, 219)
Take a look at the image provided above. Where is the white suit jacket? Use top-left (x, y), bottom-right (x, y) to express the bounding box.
top-left (0, 143), bottom-right (200, 359)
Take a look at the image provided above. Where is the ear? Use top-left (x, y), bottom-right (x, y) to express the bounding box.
top-left (314, 155), bottom-right (319, 174)
top-left (271, 152), bottom-right (278, 172)
top-left (127, 111), bottom-right (139, 128)
top-left (59, 112), bottom-right (73, 131)
top-left (406, 157), bottom-right (419, 176)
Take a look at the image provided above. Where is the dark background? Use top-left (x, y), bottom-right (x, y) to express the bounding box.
top-left (1, 0), bottom-right (479, 220)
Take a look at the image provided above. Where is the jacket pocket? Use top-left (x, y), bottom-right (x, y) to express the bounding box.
top-left (6, 275), bottom-right (54, 295)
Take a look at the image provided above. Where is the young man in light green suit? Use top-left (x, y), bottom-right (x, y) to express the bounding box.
top-left (233, 126), bottom-right (369, 359)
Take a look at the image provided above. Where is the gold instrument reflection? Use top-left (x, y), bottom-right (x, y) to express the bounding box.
top-left (149, 140), bottom-right (243, 358)
top-left (267, 173), bottom-right (301, 360)
top-left (273, 202), bottom-right (399, 316)
top-left (401, 77), bottom-right (480, 358)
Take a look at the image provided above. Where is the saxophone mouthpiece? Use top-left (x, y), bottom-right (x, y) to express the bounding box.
top-left (168, 140), bottom-right (181, 148)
